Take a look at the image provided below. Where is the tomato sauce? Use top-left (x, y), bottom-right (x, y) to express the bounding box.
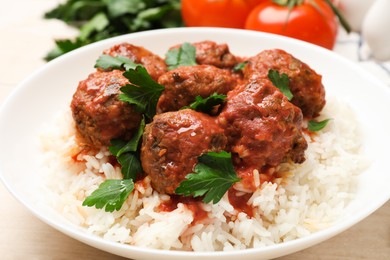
top-left (228, 189), bottom-right (254, 218)
top-left (302, 127), bottom-right (316, 142)
top-left (71, 147), bottom-right (93, 162)
top-left (158, 195), bottom-right (208, 224)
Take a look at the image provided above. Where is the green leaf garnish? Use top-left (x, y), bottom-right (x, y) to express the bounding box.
top-left (233, 61), bottom-right (248, 72)
top-left (120, 66), bottom-right (165, 119)
top-left (117, 153), bottom-right (142, 180)
top-left (82, 179), bottom-right (134, 212)
top-left (109, 118), bottom-right (145, 157)
top-left (182, 93), bottom-right (227, 114)
top-left (175, 151), bottom-right (241, 204)
top-left (95, 54), bottom-right (140, 71)
top-left (109, 118), bottom-right (145, 180)
top-left (268, 69), bottom-right (293, 101)
top-left (44, 0), bottom-right (183, 60)
top-left (44, 39), bottom-right (85, 61)
top-left (165, 42), bottom-right (197, 70)
top-left (308, 118), bottom-right (331, 132)
top-left (78, 12), bottom-right (109, 41)
top-left (83, 119), bottom-right (144, 212)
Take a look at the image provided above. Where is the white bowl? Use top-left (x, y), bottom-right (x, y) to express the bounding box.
top-left (0, 27), bottom-right (389, 260)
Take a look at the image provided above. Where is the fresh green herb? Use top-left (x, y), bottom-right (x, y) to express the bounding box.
top-left (109, 118), bottom-right (145, 180)
top-left (82, 119), bottom-right (145, 212)
top-left (45, 39), bottom-right (85, 61)
top-left (182, 93), bottom-right (227, 114)
top-left (165, 42), bottom-right (197, 70)
top-left (267, 69), bottom-right (293, 101)
top-left (95, 54), bottom-right (140, 71)
top-left (82, 179), bottom-right (134, 212)
top-left (308, 118), bottom-right (331, 132)
top-left (44, 0), bottom-right (182, 60)
top-left (78, 12), bottom-right (109, 41)
top-left (120, 66), bottom-right (165, 119)
top-left (233, 61), bottom-right (248, 72)
top-left (175, 151), bottom-right (241, 204)
top-left (109, 118), bottom-right (144, 157)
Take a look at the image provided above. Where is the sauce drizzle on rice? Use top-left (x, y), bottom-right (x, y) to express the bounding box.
top-left (228, 190), bottom-right (254, 218)
top-left (158, 195), bottom-right (209, 224)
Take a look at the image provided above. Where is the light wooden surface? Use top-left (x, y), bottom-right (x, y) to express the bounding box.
top-left (0, 1), bottom-right (389, 259)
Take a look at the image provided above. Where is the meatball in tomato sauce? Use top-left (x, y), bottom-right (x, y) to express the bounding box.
top-left (141, 109), bottom-right (227, 194)
top-left (157, 65), bottom-right (237, 113)
top-left (71, 70), bottom-right (141, 147)
top-left (243, 49), bottom-right (325, 118)
top-left (102, 42), bottom-right (167, 81)
top-left (171, 40), bottom-right (241, 69)
top-left (218, 79), bottom-right (307, 190)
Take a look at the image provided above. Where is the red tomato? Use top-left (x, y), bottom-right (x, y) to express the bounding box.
top-left (244, 0), bottom-right (338, 49)
top-left (247, 0), bottom-right (270, 9)
top-left (181, 0), bottom-right (252, 29)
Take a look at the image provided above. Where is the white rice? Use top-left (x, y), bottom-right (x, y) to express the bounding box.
top-left (38, 96), bottom-right (368, 251)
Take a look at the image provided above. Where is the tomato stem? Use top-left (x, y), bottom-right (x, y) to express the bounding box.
top-left (323, 0), bottom-right (351, 33)
top-left (273, 0), bottom-right (302, 7)
top-left (272, 0), bottom-right (351, 33)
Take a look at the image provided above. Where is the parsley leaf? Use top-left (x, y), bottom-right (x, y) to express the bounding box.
top-left (109, 118), bottom-right (145, 180)
top-left (109, 118), bottom-right (145, 157)
top-left (117, 153), bottom-right (142, 180)
top-left (78, 12), bottom-right (109, 41)
top-left (95, 54), bottom-right (140, 71)
top-left (233, 61), bottom-right (248, 72)
top-left (44, 0), bottom-right (183, 60)
top-left (175, 151), bottom-right (241, 204)
top-left (120, 66), bottom-right (165, 119)
top-left (308, 118), bottom-right (331, 132)
top-left (82, 119), bottom-right (144, 212)
top-left (268, 69), bottom-right (293, 101)
top-left (182, 93), bottom-right (226, 114)
top-left (165, 42), bottom-right (197, 70)
top-left (44, 39), bottom-right (85, 61)
top-left (82, 179), bottom-right (134, 212)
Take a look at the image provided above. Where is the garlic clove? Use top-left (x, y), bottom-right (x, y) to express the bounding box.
top-left (362, 0), bottom-right (390, 61)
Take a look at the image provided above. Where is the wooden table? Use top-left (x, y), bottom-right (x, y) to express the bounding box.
top-left (1, 1), bottom-right (389, 259)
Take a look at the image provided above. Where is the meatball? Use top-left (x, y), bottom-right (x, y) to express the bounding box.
top-left (243, 49), bottom-right (325, 118)
top-left (103, 42), bottom-right (167, 81)
top-left (157, 65), bottom-right (237, 113)
top-left (141, 109), bottom-right (227, 194)
top-left (218, 79), bottom-right (307, 189)
top-left (71, 70), bottom-right (142, 147)
top-left (171, 40), bottom-right (241, 69)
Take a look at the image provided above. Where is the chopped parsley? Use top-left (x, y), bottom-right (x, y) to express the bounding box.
top-left (268, 69), bottom-right (293, 101)
top-left (120, 66), bottom-right (165, 119)
top-left (82, 119), bottom-right (145, 212)
top-left (109, 118), bottom-right (145, 180)
top-left (182, 93), bottom-right (227, 114)
top-left (165, 42), bottom-right (197, 70)
top-left (94, 57), bottom-right (165, 120)
top-left (308, 118), bottom-right (332, 132)
top-left (82, 179), bottom-right (134, 212)
top-left (95, 54), bottom-right (140, 71)
top-left (233, 61), bottom-right (248, 72)
top-left (175, 151), bottom-right (241, 204)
